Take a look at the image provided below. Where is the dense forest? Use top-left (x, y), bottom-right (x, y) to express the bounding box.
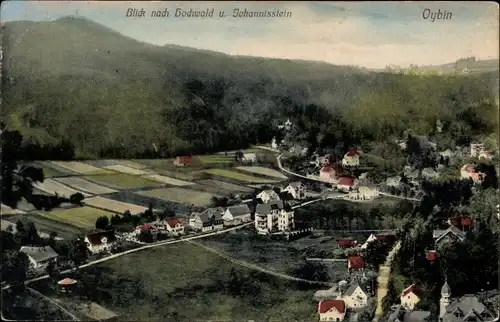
top-left (1, 17), bottom-right (498, 160)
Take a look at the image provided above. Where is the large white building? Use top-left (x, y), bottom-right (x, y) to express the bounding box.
top-left (254, 200), bottom-right (294, 235)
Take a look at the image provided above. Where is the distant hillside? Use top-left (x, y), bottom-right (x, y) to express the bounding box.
top-left (379, 58), bottom-right (498, 75)
top-left (1, 16), bottom-right (498, 159)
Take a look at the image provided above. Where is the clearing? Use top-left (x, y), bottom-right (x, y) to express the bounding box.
top-left (50, 161), bottom-right (113, 175)
top-left (236, 166), bottom-right (288, 179)
top-left (136, 187), bottom-right (218, 206)
top-left (54, 177), bottom-right (118, 195)
top-left (83, 173), bottom-right (160, 189)
top-left (102, 164), bottom-right (151, 176)
top-left (198, 179), bottom-right (253, 193)
top-left (38, 206), bottom-right (114, 230)
top-left (33, 179), bottom-right (92, 198)
top-left (31, 243), bottom-right (317, 321)
top-left (203, 169), bottom-right (277, 183)
top-left (83, 196), bottom-right (148, 215)
top-left (142, 174), bottom-right (194, 186)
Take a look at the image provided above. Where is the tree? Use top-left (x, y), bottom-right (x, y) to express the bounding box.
top-left (110, 214), bottom-right (122, 226)
top-left (46, 260), bottom-right (60, 280)
top-left (3, 250), bottom-right (29, 292)
top-left (95, 216), bottom-right (110, 230)
top-left (68, 238), bottom-right (88, 266)
top-left (48, 231), bottom-right (58, 249)
top-left (364, 240), bottom-right (391, 269)
top-left (122, 210), bottom-right (132, 222)
top-left (69, 192), bottom-right (85, 205)
top-left (293, 262), bottom-right (329, 282)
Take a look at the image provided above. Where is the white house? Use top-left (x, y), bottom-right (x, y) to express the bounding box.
top-left (421, 167), bottom-right (439, 180)
top-left (479, 150), bottom-right (493, 160)
top-left (84, 230), bottom-right (117, 254)
top-left (348, 186), bottom-right (379, 200)
top-left (319, 166), bottom-right (338, 183)
top-left (282, 182), bottom-right (306, 200)
top-left (400, 284), bottom-right (422, 311)
top-left (166, 218), bottom-right (185, 235)
top-left (19, 246), bottom-right (59, 271)
top-left (254, 200), bottom-right (294, 234)
top-left (341, 283), bottom-right (369, 309)
top-left (360, 234), bottom-right (378, 249)
top-left (386, 176), bottom-right (402, 187)
top-left (460, 164), bottom-right (484, 183)
top-left (189, 208), bottom-right (224, 232)
top-left (242, 153), bottom-right (257, 163)
top-left (256, 189), bottom-right (281, 203)
top-left (318, 300), bottom-right (346, 321)
top-left (223, 204), bottom-right (252, 226)
top-left (433, 226), bottom-right (467, 247)
top-left (342, 149), bottom-right (361, 167)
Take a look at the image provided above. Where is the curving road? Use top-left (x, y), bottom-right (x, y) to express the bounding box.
top-left (188, 240), bottom-right (335, 287)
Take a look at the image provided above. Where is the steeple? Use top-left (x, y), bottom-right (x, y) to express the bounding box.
top-left (439, 280), bottom-right (451, 320)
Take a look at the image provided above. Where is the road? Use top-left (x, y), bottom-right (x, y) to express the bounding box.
top-left (188, 240), bottom-right (335, 287)
top-left (373, 241), bottom-right (401, 321)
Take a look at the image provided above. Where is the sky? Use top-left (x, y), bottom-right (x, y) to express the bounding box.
top-left (1, 1), bottom-right (498, 69)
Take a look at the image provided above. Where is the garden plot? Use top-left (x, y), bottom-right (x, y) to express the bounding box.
top-left (203, 169), bottom-right (277, 183)
top-left (113, 160), bottom-right (149, 169)
top-left (198, 179), bottom-right (253, 192)
top-left (33, 179), bottom-right (92, 198)
top-left (54, 177), bottom-right (118, 195)
top-left (143, 174), bottom-right (194, 186)
top-left (236, 166), bottom-right (288, 179)
top-left (39, 206), bottom-right (114, 229)
top-left (102, 164), bottom-right (151, 176)
top-left (84, 196), bottom-right (147, 215)
top-left (83, 173), bottom-right (160, 189)
top-left (1, 204), bottom-right (26, 215)
top-left (137, 187), bottom-right (218, 206)
top-left (51, 161), bottom-right (111, 175)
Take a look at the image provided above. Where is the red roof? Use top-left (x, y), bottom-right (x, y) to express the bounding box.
top-left (448, 216), bottom-right (474, 228)
top-left (375, 234), bottom-right (396, 242)
top-left (318, 300), bottom-right (346, 314)
top-left (167, 218), bottom-right (182, 227)
top-left (346, 149), bottom-right (360, 157)
top-left (401, 284), bottom-right (422, 297)
top-left (176, 156), bottom-right (192, 164)
top-left (58, 278), bottom-right (77, 286)
top-left (426, 250), bottom-right (437, 261)
top-left (140, 224), bottom-right (156, 231)
top-left (337, 239), bottom-right (357, 247)
top-left (348, 256), bottom-right (365, 269)
top-left (338, 177), bottom-right (355, 186)
top-left (321, 166), bottom-right (334, 173)
top-left (460, 217), bottom-right (473, 227)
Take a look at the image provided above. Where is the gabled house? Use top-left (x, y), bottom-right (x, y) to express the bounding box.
top-left (447, 216), bottom-right (473, 231)
top-left (282, 182), bottom-right (306, 200)
top-left (347, 256), bottom-right (365, 273)
top-left (386, 176), bottom-right (403, 188)
top-left (401, 284), bottom-right (422, 310)
top-left (189, 207), bottom-right (224, 232)
top-left (403, 167), bottom-right (420, 185)
top-left (20, 246), bottom-right (59, 271)
top-left (242, 153), bottom-right (257, 163)
top-left (257, 189), bottom-right (281, 203)
top-left (166, 218), bottom-right (185, 235)
top-left (470, 143), bottom-right (486, 158)
top-left (85, 230), bottom-right (117, 254)
top-left (341, 283), bottom-right (369, 309)
top-left (222, 204), bottom-right (251, 226)
top-left (254, 200), bottom-right (294, 234)
top-left (460, 164), bottom-right (485, 184)
top-left (342, 148), bottom-right (361, 167)
top-left (337, 177), bottom-right (357, 192)
top-left (134, 223), bottom-right (158, 240)
top-left (348, 185), bottom-right (379, 200)
top-left (173, 156), bottom-right (192, 167)
top-left (433, 226), bottom-right (467, 247)
top-left (360, 233), bottom-right (396, 249)
top-left (318, 299), bottom-right (346, 322)
top-left (319, 166), bottom-right (338, 183)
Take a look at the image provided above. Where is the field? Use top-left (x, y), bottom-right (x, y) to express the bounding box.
top-left (197, 155), bottom-right (234, 164)
top-left (198, 179), bottom-right (253, 193)
top-left (136, 187), bottom-right (218, 206)
top-left (111, 160), bottom-right (149, 169)
top-left (50, 161), bottom-right (114, 175)
top-left (236, 166), bottom-right (288, 179)
top-left (143, 174), bottom-right (194, 186)
top-left (4, 214), bottom-right (85, 239)
top-left (84, 196), bottom-right (148, 214)
top-left (43, 243), bottom-right (318, 321)
top-left (54, 177), bottom-right (118, 195)
top-left (38, 206), bottom-right (114, 229)
top-left (102, 164), bottom-right (151, 175)
top-left (33, 179), bottom-right (92, 198)
top-left (83, 173), bottom-right (160, 189)
top-left (1, 203), bottom-right (26, 215)
top-left (203, 169), bottom-right (277, 183)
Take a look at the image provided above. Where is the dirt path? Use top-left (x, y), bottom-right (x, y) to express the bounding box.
top-left (373, 241), bottom-right (401, 321)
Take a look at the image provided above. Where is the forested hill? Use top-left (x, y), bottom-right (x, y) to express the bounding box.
top-left (1, 16), bottom-right (498, 159)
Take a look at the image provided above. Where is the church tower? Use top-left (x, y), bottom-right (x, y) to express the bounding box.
top-left (439, 280), bottom-right (451, 321)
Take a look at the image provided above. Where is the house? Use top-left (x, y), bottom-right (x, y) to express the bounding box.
top-left (85, 230), bottom-right (117, 254)
top-left (256, 189), bottom-right (281, 203)
top-left (436, 119), bottom-right (443, 133)
top-left (254, 200), bottom-right (294, 234)
top-left (433, 226), bottom-right (467, 247)
top-left (284, 118), bottom-right (292, 131)
top-left (403, 166), bottom-right (420, 185)
top-left (439, 149), bottom-right (454, 159)
top-left (319, 166), bottom-right (338, 183)
top-left (386, 176), bottom-right (403, 187)
top-left (447, 216), bottom-right (473, 231)
top-left (470, 143), bottom-right (486, 158)
top-left (400, 284), bottom-right (422, 310)
top-left (242, 153), bottom-right (257, 163)
top-left (189, 208), bottom-right (224, 232)
top-left (347, 256), bottom-right (365, 273)
top-left (271, 137), bottom-right (278, 149)
top-left (20, 246), bottom-right (59, 271)
top-left (337, 238), bottom-right (358, 248)
top-left (460, 164), bottom-right (485, 183)
top-left (337, 177), bottom-right (356, 192)
top-left (313, 154), bottom-right (332, 167)
top-left (173, 156), bottom-right (192, 167)
top-left (421, 168), bottom-right (439, 180)
top-left (165, 218), bottom-right (184, 235)
top-left (318, 299), bottom-right (346, 322)
top-left (342, 148), bottom-right (361, 167)
top-left (222, 204), bottom-right (252, 226)
top-left (134, 224), bottom-right (158, 240)
top-left (341, 283), bottom-right (369, 309)
top-left (282, 182), bottom-right (307, 200)
top-left (348, 185), bottom-right (379, 200)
